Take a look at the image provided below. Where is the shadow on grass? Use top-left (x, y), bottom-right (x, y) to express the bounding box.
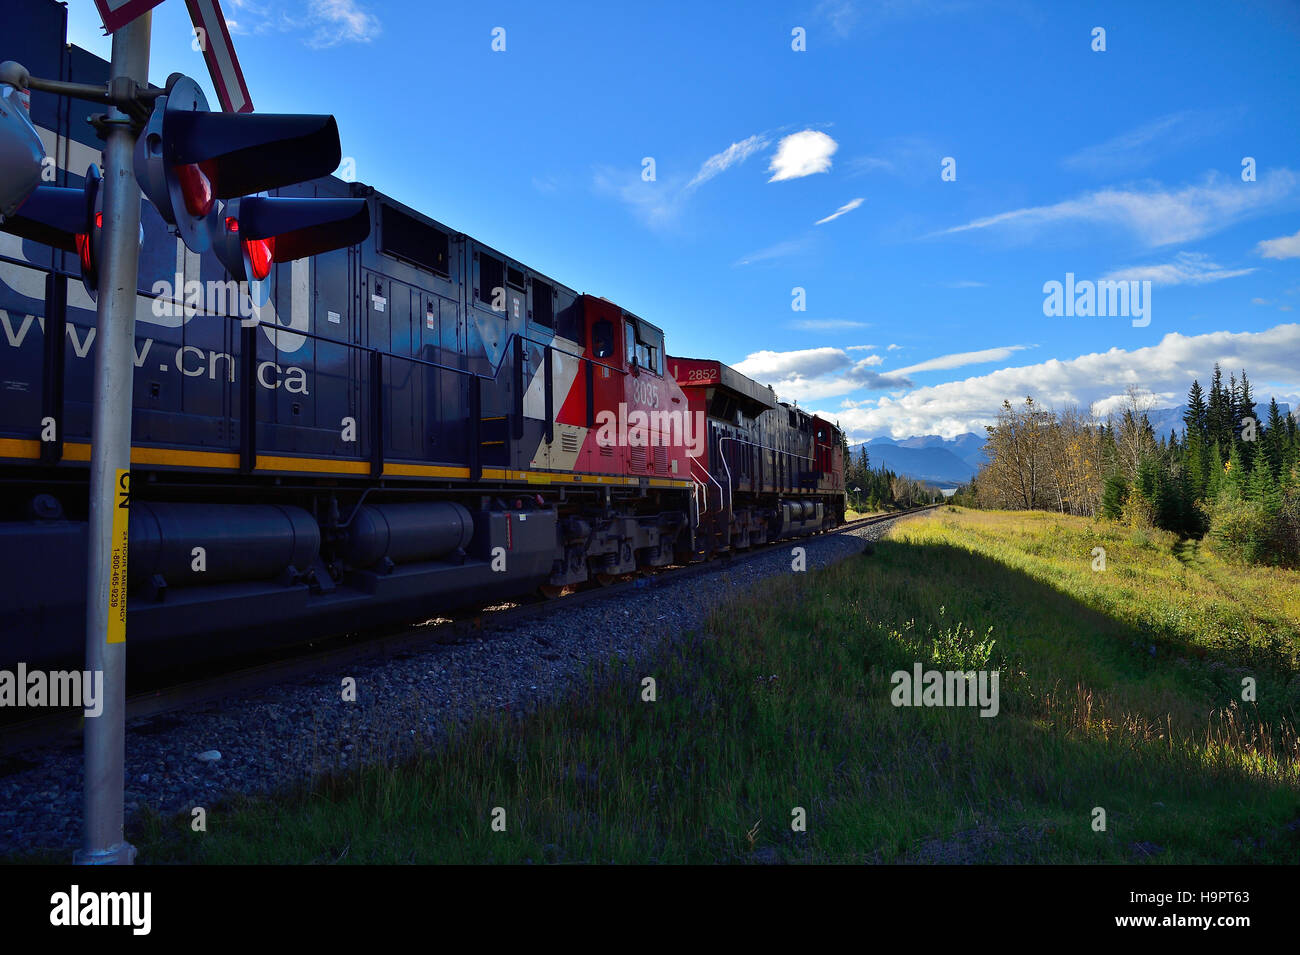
top-left (41, 531), bottom-right (1300, 864)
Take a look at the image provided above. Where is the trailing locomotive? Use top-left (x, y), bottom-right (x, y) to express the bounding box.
top-left (0, 0), bottom-right (846, 674)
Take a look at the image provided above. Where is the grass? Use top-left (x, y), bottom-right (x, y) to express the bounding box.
top-left (28, 507), bottom-right (1300, 863)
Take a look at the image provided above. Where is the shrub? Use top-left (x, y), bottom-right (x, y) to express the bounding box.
top-left (1206, 495), bottom-right (1273, 564)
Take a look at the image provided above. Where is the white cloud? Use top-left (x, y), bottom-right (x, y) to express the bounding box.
top-left (1252, 298), bottom-right (1272, 305)
top-left (688, 135), bottom-right (770, 188)
top-left (1256, 227), bottom-right (1300, 260)
top-left (1101, 251), bottom-right (1255, 286)
top-left (733, 347), bottom-right (850, 381)
top-left (846, 344), bottom-right (878, 351)
top-left (1088, 390), bottom-right (1180, 418)
top-left (935, 170), bottom-right (1297, 247)
top-left (811, 324), bottom-right (1300, 441)
top-left (815, 197), bottom-right (865, 225)
top-left (886, 343), bottom-right (902, 351)
top-left (307, 0), bottom-right (381, 47)
top-left (943, 280), bottom-right (988, 288)
top-left (768, 131), bottom-right (838, 182)
top-left (889, 345), bottom-right (1033, 376)
top-left (732, 346), bottom-right (907, 400)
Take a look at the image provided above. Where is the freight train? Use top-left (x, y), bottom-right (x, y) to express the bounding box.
top-left (0, 0), bottom-right (846, 673)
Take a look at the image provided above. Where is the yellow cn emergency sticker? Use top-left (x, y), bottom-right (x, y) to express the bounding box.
top-left (107, 468), bottom-right (130, 644)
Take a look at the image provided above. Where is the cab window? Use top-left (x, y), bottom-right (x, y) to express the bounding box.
top-left (592, 320), bottom-right (614, 359)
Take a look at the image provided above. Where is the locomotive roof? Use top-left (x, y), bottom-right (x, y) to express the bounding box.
top-left (668, 356), bottom-right (777, 413)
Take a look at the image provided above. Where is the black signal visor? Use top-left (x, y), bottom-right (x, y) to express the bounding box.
top-left (238, 196), bottom-right (371, 261)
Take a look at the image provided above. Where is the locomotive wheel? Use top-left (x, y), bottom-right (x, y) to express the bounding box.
top-left (539, 584), bottom-right (569, 599)
top-left (594, 573), bottom-right (619, 587)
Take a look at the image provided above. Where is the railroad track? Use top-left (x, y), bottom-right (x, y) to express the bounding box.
top-left (0, 504), bottom-right (942, 757)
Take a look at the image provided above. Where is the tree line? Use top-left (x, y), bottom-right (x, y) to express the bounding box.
top-left (841, 444), bottom-right (944, 511)
top-left (953, 364), bottom-right (1300, 566)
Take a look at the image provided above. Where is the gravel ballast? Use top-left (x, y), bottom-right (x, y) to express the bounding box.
top-left (0, 516), bottom-right (910, 857)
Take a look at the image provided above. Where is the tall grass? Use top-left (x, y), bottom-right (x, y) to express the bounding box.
top-left (117, 507), bottom-right (1300, 864)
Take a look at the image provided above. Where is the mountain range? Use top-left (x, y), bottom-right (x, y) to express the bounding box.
top-left (851, 402), bottom-right (1293, 488)
top-left (848, 433), bottom-right (985, 488)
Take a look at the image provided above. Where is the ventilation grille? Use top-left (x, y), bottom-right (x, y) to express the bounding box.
top-left (653, 445), bottom-right (668, 473)
top-left (630, 446), bottom-right (647, 471)
top-left (561, 431), bottom-right (580, 454)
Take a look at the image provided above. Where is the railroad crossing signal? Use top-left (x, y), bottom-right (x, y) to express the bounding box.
top-left (211, 194), bottom-right (369, 305)
top-left (0, 70), bottom-right (46, 217)
top-left (134, 72), bottom-right (365, 256)
top-left (2, 165), bottom-right (107, 302)
top-left (183, 0), bottom-right (253, 114)
top-left (0, 20), bottom-right (368, 864)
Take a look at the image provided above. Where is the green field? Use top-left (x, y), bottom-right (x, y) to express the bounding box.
top-left (120, 507), bottom-right (1300, 863)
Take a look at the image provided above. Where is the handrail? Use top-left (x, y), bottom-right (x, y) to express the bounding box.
top-left (688, 455), bottom-right (724, 520)
top-left (717, 434), bottom-right (816, 511)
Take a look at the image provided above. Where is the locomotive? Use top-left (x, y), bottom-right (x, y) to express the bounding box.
top-left (0, 0), bottom-right (846, 674)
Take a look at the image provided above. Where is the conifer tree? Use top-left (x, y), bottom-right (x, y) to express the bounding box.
top-left (1184, 379), bottom-right (1208, 436)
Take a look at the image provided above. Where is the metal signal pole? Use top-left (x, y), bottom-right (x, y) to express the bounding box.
top-left (75, 11), bottom-right (152, 866)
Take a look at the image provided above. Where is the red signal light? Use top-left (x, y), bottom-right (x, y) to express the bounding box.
top-left (75, 232), bottom-right (92, 273)
top-left (245, 235), bottom-right (275, 281)
top-left (73, 212), bottom-right (104, 274)
top-left (174, 161), bottom-right (215, 217)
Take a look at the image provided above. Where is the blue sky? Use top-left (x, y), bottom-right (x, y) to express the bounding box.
top-left (67, 0), bottom-right (1300, 439)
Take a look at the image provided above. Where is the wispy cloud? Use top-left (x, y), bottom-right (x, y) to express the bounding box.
top-left (223, 0), bottom-right (381, 46)
top-left (592, 165), bottom-right (682, 228)
top-left (734, 235), bottom-right (814, 266)
top-left (815, 197), bottom-right (865, 225)
top-left (597, 128), bottom-right (780, 228)
top-left (306, 0), bottom-right (381, 48)
top-left (845, 137), bottom-right (943, 183)
top-left (1061, 113), bottom-right (1210, 175)
top-left (687, 135), bottom-right (770, 188)
top-left (815, 0), bottom-right (862, 36)
top-left (1256, 227), bottom-right (1300, 260)
top-left (889, 345), bottom-right (1033, 376)
top-left (934, 170), bottom-right (1298, 247)
top-left (769, 131), bottom-right (838, 182)
top-left (943, 280), bottom-right (987, 288)
top-left (791, 319), bottom-right (870, 330)
top-left (1101, 251), bottom-right (1255, 286)
top-left (815, 0), bottom-right (972, 38)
